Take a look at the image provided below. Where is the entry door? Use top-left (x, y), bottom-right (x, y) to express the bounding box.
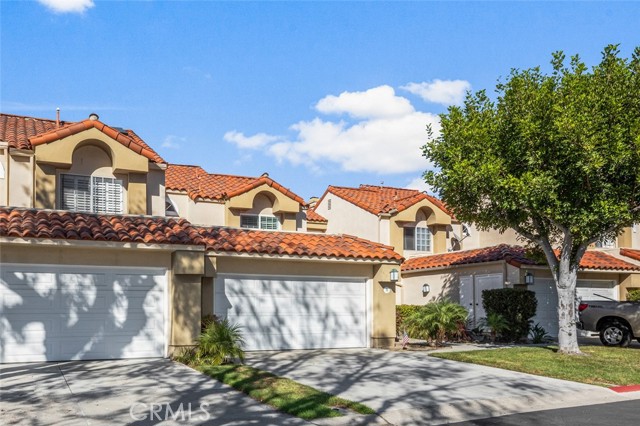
top-left (459, 274), bottom-right (503, 326)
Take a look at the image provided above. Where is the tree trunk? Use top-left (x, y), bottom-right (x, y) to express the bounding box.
top-left (555, 265), bottom-right (582, 354)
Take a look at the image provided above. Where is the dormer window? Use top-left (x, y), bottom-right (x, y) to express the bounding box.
top-left (404, 226), bottom-right (432, 252)
top-left (61, 174), bottom-right (123, 214)
top-left (240, 214), bottom-right (279, 230)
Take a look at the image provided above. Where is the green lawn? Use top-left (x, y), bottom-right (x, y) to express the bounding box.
top-left (197, 364), bottom-right (375, 420)
top-left (431, 346), bottom-right (640, 387)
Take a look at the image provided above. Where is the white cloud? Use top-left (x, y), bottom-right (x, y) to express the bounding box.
top-left (38, 0), bottom-right (94, 13)
top-left (226, 85), bottom-right (440, 174)
top-left (405, 177), bottom-right (433, 194)
top-left (315, 85), bottom-right (414, 119)
top-left (162, 135), bottom-right (186, 150)
top-left (224, 131), bottom-right (281, 149)
top-left (401, 79), bottom-right (471, 106)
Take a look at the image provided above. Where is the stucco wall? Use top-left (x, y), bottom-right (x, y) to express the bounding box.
top-left (8, 153), bottom-right (33, 207)
top-left (166, 192), bottom-right (226, 226)
top-left (147, 167), bottom-right (166, 216)
top-left (0, 149), bottom-right (7, 206)
top-left (461, 224), bottom-right (521, 250)
top-left (315, 194), bottom-right (379, 242)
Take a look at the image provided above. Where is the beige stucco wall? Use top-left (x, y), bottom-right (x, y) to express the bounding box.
top-left (8, 153), bottom-right (34, 207)
top-left (147, 166), bottom-right (166, 216)
top-left (166, 192), bottom-right (226, 226)
top-left (371, 264), bottom-right (397, 347)
top-left (400, 262), bottom-right (508, 305)
top-left (315, 194), bottom-right (379, 242)
top-left (619, 226), bottom-right (640, 249)
top-left (620, 273), bottom-right (640, 300)
top-left (34, 163), bottom-right (56, 209)
top-left (461, 224), bottom-right (521, 250)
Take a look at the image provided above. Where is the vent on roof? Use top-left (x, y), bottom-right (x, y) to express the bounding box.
top-left (89, 113), bottom-right (99, 121)
top-left (112, 127), bottom-right (127, 134)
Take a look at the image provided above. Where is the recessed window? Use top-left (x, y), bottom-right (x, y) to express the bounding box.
top-left (61, 174), bottom-right (123, 214)
top-left (403, 226), bottom-right (432, 252)
top-left (240, 214), bottom-right (279, 230)
top-left (165, 196), bottom-right (179, 216)
top-left (595, 238), bottom-right (616, 249)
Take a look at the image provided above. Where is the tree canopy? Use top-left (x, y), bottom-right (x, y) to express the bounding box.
top-left (423, 45), bottom-right (640, 353)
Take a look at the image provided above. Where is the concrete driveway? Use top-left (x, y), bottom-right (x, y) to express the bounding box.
top-left (245, 348), bottom-right (634, 425)
top-left (0, 359), bottom-right (307, 426)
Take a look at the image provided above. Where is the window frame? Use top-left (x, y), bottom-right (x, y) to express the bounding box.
top-left (60, 173), bottom-right (124, 215)
top-left (240, 213), bottom-right (280, 230)
top-left (403, 225), bottom-right (432, 252)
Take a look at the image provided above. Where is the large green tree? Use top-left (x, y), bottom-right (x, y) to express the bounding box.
top-left (423, 45), bottom-right (640, 354)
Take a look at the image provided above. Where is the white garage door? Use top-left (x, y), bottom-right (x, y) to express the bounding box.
top-left (532, 279), bottom-right (617, 337)
top-left (214, 275), bottom-right (368, 351)
top-left (0, 264), bottom-right (166, 363)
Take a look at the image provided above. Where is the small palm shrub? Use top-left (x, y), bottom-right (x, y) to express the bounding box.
top-left (529, 323), bottom-right (551, 343)
top-left (481, 313), bottom-right (510, 343)
top-left (197, 318), bottom-right (246, 365)
top-left (396, 305), bottom-right (422, 336)
top-left (403, 300), bottom-right (468, 345)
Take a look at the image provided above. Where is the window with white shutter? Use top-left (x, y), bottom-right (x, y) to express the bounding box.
top-left (61, 174), bottom-right (123, 214)
top-left (240, 214), bottom-right (279, 230)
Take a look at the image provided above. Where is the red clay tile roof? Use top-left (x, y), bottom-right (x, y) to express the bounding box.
top-left (620, 248), bottom-right (640, 262)
top-left (0, 207), bottom-right (201, 246)
top-left (325, 184), bottom-right (454, 218)
top-left (402, 245), bottom-right (640, 272)
top-left (402, 244), bottom-right (537, 272)
top-left (166, 164), bottom-right (305, 204)
top-left (196, 227), bottom-right (402, 262)
top-left (0, 113), bottom-right (165, 164)
top-left (306, 209), bottom-right (327, 223)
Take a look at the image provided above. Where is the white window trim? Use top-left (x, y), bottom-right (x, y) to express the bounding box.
top-left (403, 225), bottom-right (433, 253)
top-left (60, 173), bottom-right (124, 214)
top-left (240, 213), bottom-right (280, 230)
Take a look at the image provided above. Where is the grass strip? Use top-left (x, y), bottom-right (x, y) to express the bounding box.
top-left (431, 345), bottom-right (640, 387)
top-left (198, 364), bottom-right (376, 420)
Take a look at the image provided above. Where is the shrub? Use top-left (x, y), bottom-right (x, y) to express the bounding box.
top-left (529, 323), bottom-right (551, 343)
top-left (481, 312), bottom-right (510, 343)
top-left (627, 289), bottom-right (640, 302)
top-left (197, 318), bottom-right (246, 365)
top-left (482, 288), bottom-right (537, 341)
top-left (403, 300), bottom-right (468, 344)
top-left (396, 305), bottom-right (422, 336)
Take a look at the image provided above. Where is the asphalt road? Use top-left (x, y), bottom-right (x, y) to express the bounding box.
top-left (450, 400), bottom-right (639, 425)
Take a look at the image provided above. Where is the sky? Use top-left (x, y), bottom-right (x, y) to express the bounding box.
top-left (2, 1), bottom-right (639, 200)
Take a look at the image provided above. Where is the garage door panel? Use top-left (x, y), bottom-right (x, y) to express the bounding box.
top-left (1, 265), bottom-right (166, 363)
top-left (215, 276), bottom-right (367, 351)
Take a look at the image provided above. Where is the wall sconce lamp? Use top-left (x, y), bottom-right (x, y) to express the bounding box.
top-left (524, 271), bottom-right (534, 285)
top-left (390, 268), bottom-right (399, 282)
top-left (422, 283), bottom-right (431, 293)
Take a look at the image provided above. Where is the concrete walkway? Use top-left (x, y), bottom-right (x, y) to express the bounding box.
top-left (0, 359), bottom-right (307, 426)
top-left (245, 348), bottom-right (638, 425)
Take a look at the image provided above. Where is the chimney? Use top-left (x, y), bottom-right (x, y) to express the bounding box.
top-left (56, 108), bottom-right (60, 128)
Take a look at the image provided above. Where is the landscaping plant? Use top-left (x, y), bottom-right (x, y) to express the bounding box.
top-left (396, 304), bottom-right (421, 336)
top-left (626, 289), bottom-right (640, 302)
top-left (403, 300), bottom-right (468, 345)
top-left (481, 312), bottom-right (510, 343)
top-left (482, 288), bottom-right (537, 341)
top-left (196, 318), bottom-right (246, 364)
top-left (529, 323), bottom-right (551, 343)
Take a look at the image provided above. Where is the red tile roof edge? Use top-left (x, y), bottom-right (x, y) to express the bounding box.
top-left (27, 119), bottom-right (165, 164)
top-left (620, 248), bottom-right (640, 262)
top-left (306, 209), bottom-right (328, 223)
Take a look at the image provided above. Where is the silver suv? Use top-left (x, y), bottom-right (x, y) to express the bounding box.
top-left (578, 300), bottom-right (640, 347)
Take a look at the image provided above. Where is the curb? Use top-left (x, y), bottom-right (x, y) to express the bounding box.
top-left (610, 385), bottom-right (640, 393)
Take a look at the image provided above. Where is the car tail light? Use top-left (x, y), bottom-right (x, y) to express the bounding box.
top-left (578, 303), bottom-right (589, 312)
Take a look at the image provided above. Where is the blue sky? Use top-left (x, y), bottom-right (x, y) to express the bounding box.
top-left (2, 1), bottom-right (639, 200)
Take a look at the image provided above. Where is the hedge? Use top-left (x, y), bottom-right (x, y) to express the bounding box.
top-left (482, 288), bottom-right (537, 341)
top-left (396, 305), bottom-right (421, 336)
top-left (627, 289), bottom-right (640, 302)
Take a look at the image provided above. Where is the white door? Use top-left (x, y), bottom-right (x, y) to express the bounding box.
top-left (532, 279), bottom-right (617, 337)
top-left (214, 275), bottom-right (367, 350)
top-left (459, 274), bottom-right (503, 326)
top-left (0, 265), bottom-right (166, 363)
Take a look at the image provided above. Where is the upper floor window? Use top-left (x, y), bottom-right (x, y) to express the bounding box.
top-left (404, 226), bottom-right (432, 252)
top-left (61, 174), bottom-right (123, 214)
top-left (595, 238), bottom-right (616, 249)
top-left (240, 214), bottom-right (279, 230)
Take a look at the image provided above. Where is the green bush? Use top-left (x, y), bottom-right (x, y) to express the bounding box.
top-left (481, 312), bottom-right (510, 343)
top-left (196, 318), bottom-right (246, 365)
top-left (482, 288), bottom-right (537, 341)
top-left (396, 305), bottom-right (422, 336)
top-left (403, 300), bottom-right (468, 344)
top-left (627, 289), bottom-right (640, 302)
top-left (529, 323), bottom-right (551, 343)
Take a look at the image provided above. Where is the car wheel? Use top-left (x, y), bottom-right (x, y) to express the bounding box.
top-left (599, 321), bottom-right (631, 347)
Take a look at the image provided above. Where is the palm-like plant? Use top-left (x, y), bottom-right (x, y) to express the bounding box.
top-left (404, 301), bottom-right (468, 345)
top-left (196, 318), bottom-right (246, 364)
top-left (482, 312), bottom-right (510, 343)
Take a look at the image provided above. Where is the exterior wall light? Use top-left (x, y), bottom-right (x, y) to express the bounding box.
top-left (390, 268), bottom-right (399, 282)
top-left (422, 283), bottom-right (431, 293)
top-left (525, 271), bottom-right (534, 285)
